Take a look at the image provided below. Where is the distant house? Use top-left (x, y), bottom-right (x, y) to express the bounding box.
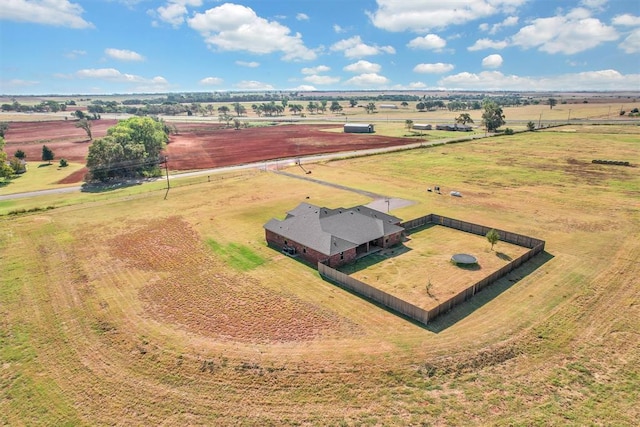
top-left (264, 203), bottom-right (404, 267)
top-left (379, 104), bottom-right (398, 109)
top-left (344, 123), bottom-right (374, 133)
top-left (436, 124), bottom-right (472, 131)
top-left (412, 123), bottom-right (432, 130)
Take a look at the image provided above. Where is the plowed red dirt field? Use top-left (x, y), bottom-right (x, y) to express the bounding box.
top-left (3, 120), bottom-right (422, 183)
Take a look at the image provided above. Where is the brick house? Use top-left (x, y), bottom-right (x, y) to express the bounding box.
top-left (264, 203), bottom-right (404, 268)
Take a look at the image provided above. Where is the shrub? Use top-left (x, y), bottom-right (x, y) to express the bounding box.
top-left (504, 128), bottom-right (514, 135)
top-left (59, 158), bottom-right (68, 167)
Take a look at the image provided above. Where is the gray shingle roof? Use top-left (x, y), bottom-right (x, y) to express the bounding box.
top-left (264, 203), bottom-right (403, 256)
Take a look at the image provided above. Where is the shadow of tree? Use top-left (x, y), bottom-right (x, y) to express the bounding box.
top-left (496, 251), bottom-right (512, 261)
top-left (80, 180), bottom-right (142, 193)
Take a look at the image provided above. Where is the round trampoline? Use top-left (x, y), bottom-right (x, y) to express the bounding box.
top-left (451, 253), bottom-right (478, 265)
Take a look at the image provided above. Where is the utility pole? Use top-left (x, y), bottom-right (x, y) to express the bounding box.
top-left (164, 156), bottom-right (170, 200)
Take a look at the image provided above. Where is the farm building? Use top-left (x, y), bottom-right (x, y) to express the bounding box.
top-left (379, 104), bottom-right (398, 109)
top-left (435, 124), bottom-right (473, 131)
top-left (264, 203), bottom-right (404, 268)
top-left (412, 123), bottom-right (432, 130)
top-left (344, 123), bottom-right (374, 133)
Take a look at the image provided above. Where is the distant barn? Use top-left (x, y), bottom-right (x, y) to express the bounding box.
top-left (413, 123), bottom-right (432, 130)
top-left (344, 123), bottom-right (374, 133)
top-left (436, 124), bottom-right (472, 132)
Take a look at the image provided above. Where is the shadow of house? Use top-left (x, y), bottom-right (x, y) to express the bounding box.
top-left (264, 203), bottom-right (404, 268)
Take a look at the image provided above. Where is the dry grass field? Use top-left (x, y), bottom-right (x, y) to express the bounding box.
top-left (1, 124), bottom-right (638, 425)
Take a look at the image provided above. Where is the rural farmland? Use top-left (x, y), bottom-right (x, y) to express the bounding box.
top-left (1, 119), bottom-right (638, 425)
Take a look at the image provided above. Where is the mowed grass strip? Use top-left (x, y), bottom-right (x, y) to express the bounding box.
top-left (206, 238), bottom-right (265, 271)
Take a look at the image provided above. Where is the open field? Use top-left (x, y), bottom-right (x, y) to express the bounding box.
top-left (1, 124), bottom-right (639, 425)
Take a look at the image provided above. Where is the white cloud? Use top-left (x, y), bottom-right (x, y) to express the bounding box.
top-left (580, 0), bottom-right (608, 10)
top-left (612, 14), bottom-right (640, 27)
top-left (105, 48), bottom-right (145, 62)
top-left (0, 79), bottom-right (39, 90)
top-left (188, 3), bottom-right (317, 61)
top-left (413, 63), bottom-right (454, 74)
top-left (153, 0), bottom-right (202, 28)
top-left (511, 8), bottom-right (618, 54)
top-left (200, 77), bottom-right (223, 85)
top-left (343, 60), bottom-right (381, 74)
top-left (330, 36), bottom-right (395, 58)
top-left (468, 38), bottom-right (508, 51)
top-left (620, 29), bottom-right (640, 53)
top-left (236, 61), bottom-right (260, 68)
top-left (344, 73), bottom-right (390, 87)
top-left (367, 0), bottom-right (528, 32)
top-left (292, 85), bottom-right (317, 91)
top-left (235, 80), bottom-right (275, 90)
top-left (408, 81), bottom-right (427, 88)
top-left (482, 54), bottom-right (503, 68)
top-left (301, 65), bottom-right (331, 75)
top-left (0, 0), bottom-right (93, 29)
top-left (65, 49), bottom-right (86, 59)
top-left (407, 34), bottom-right (446, 51)
top-left (484, 15), bottom-right (519, 34)
top-left (296, 13), bottom-right (309, 21)
top-left (333, 24), bottom-right (347, 33)
top-left (303, 75), bottom-right (340, 85)
top-left (438, 69), bottom-right (640, 91)
top-left (67, 68), bottom-right (170, 91)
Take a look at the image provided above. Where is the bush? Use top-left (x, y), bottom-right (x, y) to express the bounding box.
top-left (59, 158), bottom-right (68, 167)
top-left (504, 128), bottom-right (514, 135)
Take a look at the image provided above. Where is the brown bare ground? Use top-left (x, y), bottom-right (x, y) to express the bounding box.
top-left (108, 216), bottom-right (362, 343)
top-left (3, 121), bottom-right (421, 183)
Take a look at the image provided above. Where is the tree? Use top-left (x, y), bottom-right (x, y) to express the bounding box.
top-left (75, 118), bottom-right (93, 140)
top-left (416, 102), bottom-right (426, 111)
top-left (0, 122), bottom-right (8, 138)
top-left (0, 137), bottom-right (15, 179)
top-left (14, 149), bottom-right (26, 160)
top-left (86, 116), bottom-right (168, 181)
top-left (217, 105), bottom-right (230, 115)
top-left (74, 110), bottom-right (85, 120)
top-left (527, 121), bottom-right (536, 131)
top-left (365, 102), bottom-right (376, 114)
top-left (233, 102), bottom-right (246, 117)
top-left (401, 101), bottom-right (409, 108)
top-left (42, 145), bottom-right (54, 164)
top-left (233, 119), bottom-right (242, 130)
top-left (349, 99), bottom-right (358, 108)
top-left (59, 158), bottom-right (68, 167)
top-left (218, 112), bottom-right (234, 127)
top-left (9, 157), bottom-right (26, 174)
top-left (405, 119), bottom-right (414, 131)
top-left (481, 100), bottom-right (505, 132)
top-left (329, 101), bottom-right (343, 113)
top-left (548, 98), bottom-right (557, 109)
top-left (455, 113), bottom-right (474, 125)
top-left (486, 229), bottom-right (500, 250)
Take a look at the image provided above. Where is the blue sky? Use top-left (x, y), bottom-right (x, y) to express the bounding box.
top-left (1, 0), bottom-right (639, 95)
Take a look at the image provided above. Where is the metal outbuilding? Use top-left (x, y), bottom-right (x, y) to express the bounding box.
top-left (344, 123), bottom-right (374, 133)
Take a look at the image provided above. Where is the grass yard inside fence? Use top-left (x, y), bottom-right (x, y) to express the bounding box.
top-left (339, 224), bottom-right (530, 310)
